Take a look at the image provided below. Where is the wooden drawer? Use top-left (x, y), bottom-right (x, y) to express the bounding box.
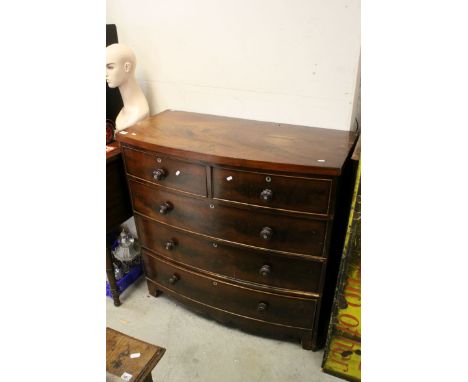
top-left (143, 251), bottom-right (317, 329)
top-left (130, 179), bottom-right (327, 256)
top-left (123, 147), bottom-right (207, 196)
top-left (146, 278), bottom-right (313, 346)
top-left (212, 167), bottom-right (331, 215)
top-left (135, 214), bottom-right (323, 294)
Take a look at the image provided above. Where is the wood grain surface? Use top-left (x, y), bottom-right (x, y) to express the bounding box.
top-left (117, 110), bottom-right (358, 175)
top-left (135, 214), bottom-right (324, 296)
top-left (146, 278), bottom-right (315, 349)
top-left (212, 166), bottom-right (332, 215)
top-left (123, 146), bottom-right (208, 196)
top-left (106, 327), bottom-right (165, 382)
top-left (106, 144), bottom-right (133, 232)
top-left (118, 111), bottom-right (359, 351)
top-left (143, 251), bottom-right (317, 329)
top-left (129, 179), bottom-right (328, 256)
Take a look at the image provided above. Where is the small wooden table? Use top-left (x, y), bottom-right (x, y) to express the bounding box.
top-left (106, 328), bottom-right (166, 382)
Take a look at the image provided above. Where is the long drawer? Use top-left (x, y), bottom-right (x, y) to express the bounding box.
top-left (129, 179), bottom-right (327, 256)
top-left (213, 167), bottom-right (332, 215)
top-left (146, 278), bottom-right (313, 345)
top-left (123, 147), bottom-right (207, 196)
top-left (135, 214), bottom-right (323, 294)
top-left (143, 251), bottom-right (317, 329)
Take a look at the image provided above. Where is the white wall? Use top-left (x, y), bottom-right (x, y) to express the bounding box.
top-left (107, 0), bottom-right (360, 131)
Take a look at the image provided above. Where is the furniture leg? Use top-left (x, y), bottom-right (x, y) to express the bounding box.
top-left (301, 332), bottom-right (314, 350)
top-left (106, 245), bottom-right (121, 306)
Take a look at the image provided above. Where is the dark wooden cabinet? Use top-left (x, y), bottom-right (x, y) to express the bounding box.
top-left (117, 110), bottom-right (357, 350)
top-left (107, 143), bottom-right (133, 233)
top-left (106, 142), bottom-right (133, 306)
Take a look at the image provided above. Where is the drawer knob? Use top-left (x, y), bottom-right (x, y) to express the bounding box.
top-left (152, 168), bottom-right (167, 181)
top-left (257, 302), bottom-right (269, 312)
top-left (259, 264), bottom-right (271, 276)
top-left (165, 240), bottom-right (176, 250)
top-left (159, 201), bottom-right (173, 215)
top-left (260, 189), bottom-right (273, 201)
top-left (169, 274), bottom-right (179, 284)
top-left (260, 227), bottom-right (273, 240)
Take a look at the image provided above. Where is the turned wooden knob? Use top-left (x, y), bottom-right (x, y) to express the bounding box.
top-left (165, 240), bottom-right (176, 250)
top-left (259, 264), bottom-right (271, 276)
top-left (260, 227), bottom-right (273, 240)
top-left (159, 201), bottom-right (173, 215)
top-left (152, 168), bottom-right (167, 180)
top-left (260, 189), bottom-right (273, 201)
top-left (169, 274), bottom-right (179, 285)
top-left (257, 302), bottom-right (269, 312)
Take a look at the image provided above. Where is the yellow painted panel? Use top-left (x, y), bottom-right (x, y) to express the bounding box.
top-left (323, 335), bottom-right (361, 381)
top-left (335, 261), bottom-right (361, 338)
top-left (323, 160), bottom-right (361, 381)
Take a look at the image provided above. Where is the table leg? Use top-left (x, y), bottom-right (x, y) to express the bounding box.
top-left (106, 245), bottom-right (121, 306)
top-left (143, 374), bottom-right (154, 382)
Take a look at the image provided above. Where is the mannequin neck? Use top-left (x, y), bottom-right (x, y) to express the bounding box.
top-left (118, 75), bottom-right (143, 107)
top-left (114, 74), bottom-right (150, 131)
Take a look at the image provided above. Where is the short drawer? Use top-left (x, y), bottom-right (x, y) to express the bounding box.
top-left (130, 179), bottom-right (327, 256)
top-left (212, 167), bottom-right (332, 215)
top-left (135, 215), bottom-right (323, 294)
top-left (143, 251), bottom-right (317, 329)
top-left (123, 147), bottom-right (207, 196)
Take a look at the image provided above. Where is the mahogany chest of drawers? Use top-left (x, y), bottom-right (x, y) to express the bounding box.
top-left (117, 110), bottom-right (358, 350)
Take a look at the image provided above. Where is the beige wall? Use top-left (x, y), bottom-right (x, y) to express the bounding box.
top-left (107, 0), bottom-right (360, 131)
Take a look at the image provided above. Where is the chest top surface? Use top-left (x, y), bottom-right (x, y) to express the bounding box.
top-left (117, 110), bottom-right (358, 175)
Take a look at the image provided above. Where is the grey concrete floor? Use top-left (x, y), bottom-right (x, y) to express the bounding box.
top-left (106, 277), bottom-right (342, 382)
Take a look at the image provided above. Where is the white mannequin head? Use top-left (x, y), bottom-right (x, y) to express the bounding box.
top-left (106, 43), bottom-right (150, 131)
top-left (106, 43), bottom-right (137, 88)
